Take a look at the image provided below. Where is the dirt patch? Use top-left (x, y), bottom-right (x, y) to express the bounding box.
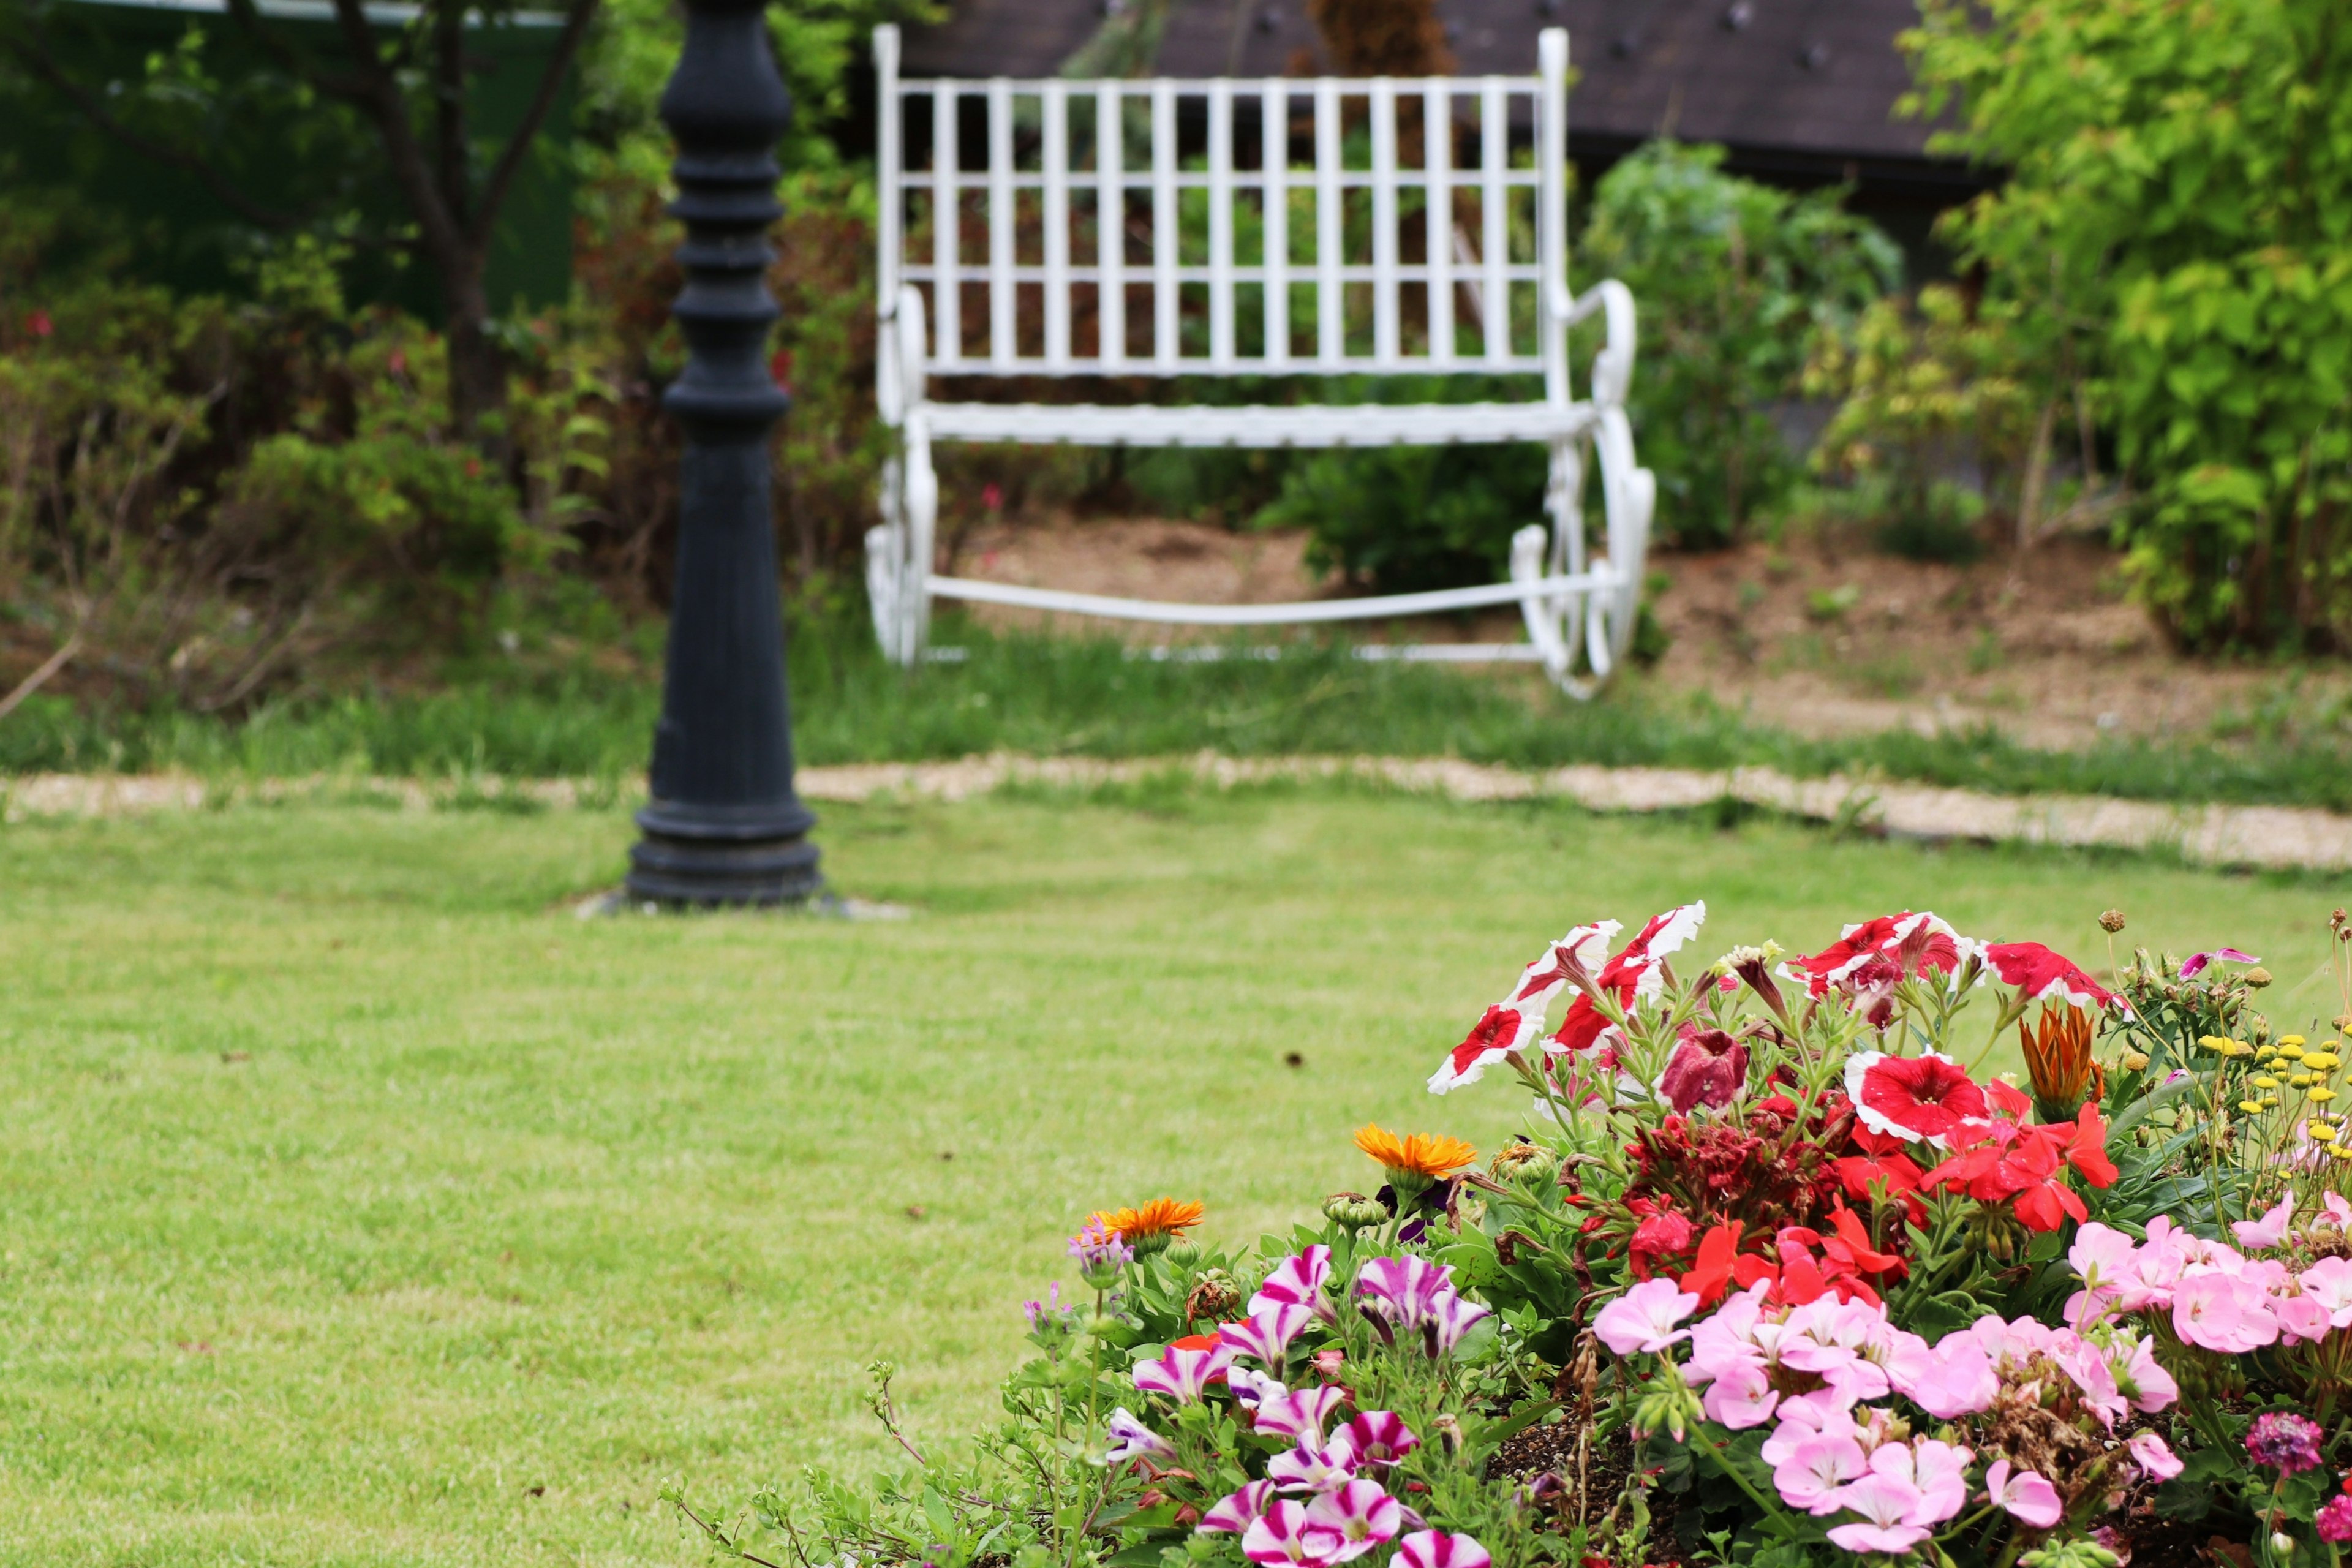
top-left (941, 514), bottom-right (2352, 752)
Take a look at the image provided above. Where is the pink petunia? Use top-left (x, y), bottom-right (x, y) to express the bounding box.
top-left (1251, 1384), bottom-right (1348, 1445)
top-left (2178, 948), bottom-right (2258, 980)
top-left (1394, 1532), bottom-right (1492, 1568)
top-left (1301, 1479), bottom-right (1402, 1563)
top-left (1592, 1277), bottom-right (1700, 1356)
top-left (1354, 1255), bottom-right (1456, 1329)
top-left (1133, 1343), bottom-right (1232, 1403)
top-left (1221, 1304), bottom-right (1315, 1366)
top-left (1253, 1247), bottom-right (1336, 1322)
top-left (1106, 1408), bottom-right (1174, 1465)
top-left (1200, 1480), bottom-right (1278, 1534)
top-left (1268, 1438), bottom-right (1360, 1495)
top-left (1428, 1291), bottom-right (1492, 1354)
top-left (1335, 1412), bottom-right (1419, 1468)
top-left (1241, 1499), bottom-right (1343, 1567)
top-left (1983, 1460), bottom-right (2064, 1529)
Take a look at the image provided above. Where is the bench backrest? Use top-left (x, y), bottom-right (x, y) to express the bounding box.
top-left (873, 24), bottom-right (1574, 404)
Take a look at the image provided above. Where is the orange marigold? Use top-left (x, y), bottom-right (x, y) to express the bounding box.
top-left (1353, 1123), bottom-right (1477, 1180)
top-left (1093, 1197), bottom-right (1205, 1253)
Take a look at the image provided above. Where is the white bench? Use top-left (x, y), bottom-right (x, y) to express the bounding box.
top-left (864, 24), bottom-right (1656, 695)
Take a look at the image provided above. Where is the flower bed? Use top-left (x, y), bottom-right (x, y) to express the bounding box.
top-left (674, 905), bottom-right (2352, 1568)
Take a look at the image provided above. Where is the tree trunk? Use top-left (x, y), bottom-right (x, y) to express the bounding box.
top-left (440, 255), bottom-right (507, 447)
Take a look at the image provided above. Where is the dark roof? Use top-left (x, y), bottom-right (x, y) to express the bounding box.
top-left (898, 0), bottom-right (1976, 197)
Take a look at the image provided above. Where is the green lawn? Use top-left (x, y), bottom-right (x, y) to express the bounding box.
top-left (0, 790), bottom-right (2338, 1567)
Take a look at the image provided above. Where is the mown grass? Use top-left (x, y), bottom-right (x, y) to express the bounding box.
top-left (6, 609), bottom-right (2352, 809)
top-left (0, 787), bottom-right (2342, 1566)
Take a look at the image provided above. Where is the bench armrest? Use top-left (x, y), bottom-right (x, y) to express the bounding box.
top-left (1551, 279), bottom-right (1637, 410)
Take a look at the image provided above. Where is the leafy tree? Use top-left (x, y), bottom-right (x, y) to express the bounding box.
top-left (1904, 0), bottom-right (2352, 650)
top-left (3, 0), bottom-right (594, 444)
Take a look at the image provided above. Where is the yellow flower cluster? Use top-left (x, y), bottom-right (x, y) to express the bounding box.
top-left (2245, 1034), bottom-right (2352, 1159)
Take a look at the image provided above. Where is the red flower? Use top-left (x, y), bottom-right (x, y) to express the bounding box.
top-left (1792, 912), bottom-right (1964, 998)
top-left (2064, 1101), bottom-right (2120, 1187)
top-left (27, 309), bottom-right (52, 339)
top-left (1857, 1054), bottom-right (1988, 1140)
top-left (1548, 903), bottom-right (1706, 1055)
top-left (1659, 1024), bottom-right (1749, 1112)
top-left (1629, 1208), bottom-right (1696, 1280)
top-left (1836, 1146), bottom-right (1926, 1223)
top-left (769, 345), bottom-right (793, 390)
top-left (1822, 1205), bottom-right (1906, 1282)
top-left (1679, 1221), bottom-right (1743, 1306)
top-left (1916, 1091), bottom-right (2115, 1234)
top-left (1986, 941), bottom-right (2125, 1014)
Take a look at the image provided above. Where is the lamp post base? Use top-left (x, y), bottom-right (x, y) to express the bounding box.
top-left (624, 799), bottom-right (823, 907)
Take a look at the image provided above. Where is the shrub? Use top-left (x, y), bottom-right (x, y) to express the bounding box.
top-left (1581, 143), bottom-right (1901, 551)
top-left (1904, 0), bottom-right (2352, 650)
top-left (675, 903), bottom-right (2352, 1568)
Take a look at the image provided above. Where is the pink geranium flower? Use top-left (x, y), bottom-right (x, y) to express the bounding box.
top-left (1200, 1480), bottom-right (1278, 1534)
top-left (1823, 1471), bottom-right (1934, 1554)
top-left (1592, 1277), bottom-right (1700, 1355)
top-left (1301, 1480), bottom-right (1402, 1563)
top-left (1904, 1335), bottom-right (1997, 1419)
top-left (1133, 1343), bottom-right (1233, 1403)
top-left (2233, 1194), bottom-right (2296, 1249)
top-left (1983, 1460), bottom-right (2063, 1528)
top-left (1774, 1433), bottom-right (1869, 1515)
top-left (2172, 1272), bottom-right (2279, 1353)
top-left (1395, 1531), bottom-right (1492, 1568)
top-left (2128, 1431), bottom-right (2185, 1482)
top-left (2302, 1256), bottom-right (2352, 1327)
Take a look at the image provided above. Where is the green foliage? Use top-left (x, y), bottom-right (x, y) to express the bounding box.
top-left (1581, 143), bottom-right (1901, 550)
top-left (1903, 0), bottom-right (2352, 649)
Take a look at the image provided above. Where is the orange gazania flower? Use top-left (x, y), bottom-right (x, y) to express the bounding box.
top-left (2021, 1004), bottom-right (2102, 1118)
top-left (1353, 1123), bottom-right (1477, 1180)
top-left (1093, 1197), bottom-right (1205, 1243)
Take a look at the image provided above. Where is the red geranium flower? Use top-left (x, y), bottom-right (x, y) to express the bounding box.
top-left (1986, 940), bottom-right (2126, 1014)
top-left (1856, 1053), bottom-right (1988, 1140)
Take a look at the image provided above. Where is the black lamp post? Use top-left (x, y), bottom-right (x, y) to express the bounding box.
top-left (626, 0), bottom-right (823, 907)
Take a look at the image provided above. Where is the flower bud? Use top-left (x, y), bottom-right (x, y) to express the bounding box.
top-left (2100, 909), bottom-right (2127, 933)
top-left (1489, 1140), bottom-right (1558, 1186)
top-left (1163, 1236), bottom-right (1202, 1268)
top-left (1324, 1192), bottom-right (1389, 1231)
top-left (2121, 1050), bottom-right (2151, 1072)
top-left (2247, 967), bottom-right (2275, 988)
top-left (1185, 1268), bottom-right (1242, 1322)
top-left (2273, 1534), bottom-right (2297, 1558)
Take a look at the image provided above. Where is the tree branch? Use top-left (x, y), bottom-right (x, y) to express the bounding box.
top-left (467, 0), bottom-right (600, 251)
top-left (326, 0), bottom-right (466, 270)
top-left (6, 26), bottom-right (299, 232)
top-left (432, 0), bottom-right (470, 232)
top-left (0, 630), bottom-right (83, 724)
top-left (221, 0), bottom-right (372, 102)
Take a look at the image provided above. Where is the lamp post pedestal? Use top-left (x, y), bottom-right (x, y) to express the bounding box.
top-left (625, 0), bottom-right (821, 908)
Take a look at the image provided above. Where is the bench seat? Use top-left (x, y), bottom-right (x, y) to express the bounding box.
top-left (922, 400), bottom-right (1599, 449)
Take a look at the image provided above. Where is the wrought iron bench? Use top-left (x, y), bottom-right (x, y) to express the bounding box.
top-left (863, 24), bottom-right (1655, 695)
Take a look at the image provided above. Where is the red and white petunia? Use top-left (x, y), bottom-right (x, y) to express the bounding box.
top-left (1428, 921), bottom-right (1618, 1093)
top-left (1986, 940), bottom-right (2127, 1015)
top-left (1133, 1343), bottom-right (1232, 1403)
top-left (1394, 1532), bottom-right (1493, 1568)
top-left (1548, 903), bottom-right (1706, 1060)
top-left (1251, 1246), bottom-right (1337, 1322)
top-left (1219, 1303), bottom-right (1315, 1365)
top-left (1199, 1480), bottom-right (1278, 1534)
top-left (1788, 911), bottom-right (1971, 999)
top-left (1844, 1050), bottom-right (1988, 1144)
top-left (1302, 1479), bottom-right (1403, 1563)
